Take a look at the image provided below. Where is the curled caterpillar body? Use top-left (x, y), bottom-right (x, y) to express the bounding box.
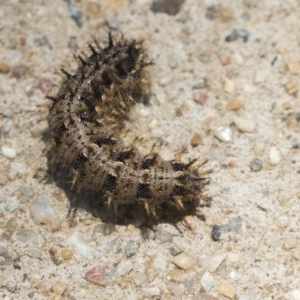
top-left (46, 33), bottom-right (211, 217)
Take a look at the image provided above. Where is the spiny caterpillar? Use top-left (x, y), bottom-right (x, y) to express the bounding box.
top-left (46, 32), bottom-right (211, 217)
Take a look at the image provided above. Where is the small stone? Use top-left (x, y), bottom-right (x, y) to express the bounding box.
top-left (170, 244), bottom-right (183, 256)
top-left (117, 260), bottom-right (133, 276)
top-left (213, 126), bottom-right (233, 143)
top-left (282, 101), bottom-right (292, 110)
top-left (223, 77), bottom-right (235, 94)
top-left (60, 248), bottom-right (74, 260)
top-left (52, 283), bottom-right (66, 295)
top-left (219, 53), bottom-right (231, 66)
top-left (234, 117), bottom-right (256, 133)
top-left (211, 225), bottom-right (221, 241)
top-left (91, 223), bottom-right (116, 239)
top-left (155, 228), bottom-right (174, 244)
top-left (6, 281), bottom-right (16, 293)
top-left (153, 256), bottom-right (167, 272)
top-left (0, 246), bottom-right (11, 266)
top-left (104, 0), bottom-right (124, 10)
top-left (226, 100), bottom-right (244, 111)
top-left (269, 147), bottom-right (281, 165)
top-left (68, 231), bottom-right (94, 259)
top-left (192, 78), bottom-right (208, 89)
top-left (39, 78), bottom-right (52, 93)
top-left (12, 64), bottom-right (28, 78)
top-left (106, 16), bottom-right (119, 29)
top-left (2, 119), bottom-right (13, 134)
top-left (285, 80), bottom-right (299, 96)
top-left (84, 266), bottom-right (107, 286)
top-left (193, 293), bottom-right (219, 300)
top-left (124, 240), bottom-right (140, 257)
top-left (238, 289), bottom-right (257, 300)
top-left (150, 0), bottom-right (185, 16)
top-left (191, 134), bottom-right (202, 147)
top-left (287, 61), bottom-right (300, 75)
top-left (173, 252), bottom-right (197, 270)
top-left (250, 158), bottom-right (263, 172)
top-left (133, 271), bottom-right (148, 286)
top-left (225, 29), bottom-right (249, 43)
top-left (200, 272), bottom-right (215, 292)
top-left (143, 287), bottom-right (160, 296)
top-left (86, 2), bottom-right (100, 14)
top-left (0, 62), bottom-right (10, 73)
top-left (193, 90), bottom-right (208, 105)
top-left (1, 145), bottom-right (17, 159)
top-left (284, 234), bottom-right (297, 250)
top-left (5, 202), bottom-right (18, 212)
top-left (65, 0), bottom-right (83, 27)
top-left (254, 70), bottom-right (268, 84)
top-left (30, 195), bottom-right (61, 231)
top-left (291, 248), bottom-right (300, 261)
top-left (199, 253), bottom-right (226, 272)
top-left (171, 283), bottom-right (185, 298)
top-left (219, 281), bottom-right (235, 299)
top-left (233, 53), bottom-right (244, 65)
top-left (254, 142), bottom-right (266, 156)
top-left (273, 212), bottom-right (290, 228)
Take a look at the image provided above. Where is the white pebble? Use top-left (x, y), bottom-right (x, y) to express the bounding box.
top-left (224, 78), bottom-right (236, 94)
top-left (213, 126), bottom-right (233, 143)
top-left (171, 283), bottom-right (185, 298)
top-left (269, 147), bottom-right (281, 165)
top-left (233, 53), bottom-right (244, 65)
top-left (234, 117), bottom-right (256, 133)
top-left (273, 212), bottom-right (290, 228)
top-left (173, 252), bottom-right (197, 270)
top-left (254, 70), bottom-right (268, 84)
top-left (292, 290), bottom-right (300, 300)
top-left (143, 287), bottom-right (160, 296)
top-left (2, 119), bottom-right (13, 133)
top-left (117, 260), bottom-right (133, 276)
top-left (201, 272), bottom-right (215, 292)
top-left (153, 256), bottom-right (167, 273)
top-left (1, 145), bottom-right (17, 159)
top-left (30, 195), bottom-right (61, 231)
top-left (199, 253), bottom-right (226, 272)
top-left (68, 231), bottom-right (94, 259)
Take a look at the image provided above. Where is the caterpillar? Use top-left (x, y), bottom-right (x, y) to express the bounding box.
top-left (46, 32), bottom-right (211, 217)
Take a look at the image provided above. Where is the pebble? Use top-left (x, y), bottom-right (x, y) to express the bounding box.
top-left (189, 134), bottom-right (202, 148)
top-left (292, 290), bottom-right (300, 300)
top-left (38, 78), bottom-right (52, 93)
top-left (155, 228), bottom-right (174, 244)
top-left (201, 272), bottom-right (215, 292)
top-left (182, 215), bottom-right (195, 230)
top-left (173, 252), bottom-right (197, 270)
top-left (117, 260), bottom-right (133, 276)
top-left (219, 281), bottom-right (235, 299)
top-left (11, 64), bottom-right (28, 78)
top-left (213, 126), bottom-right (233, 143)
top-left (219, 53), bottom-right (231, 65)
top-left (254, 70), bottom-right (268, 84)
top-left (193, 90), bottom-right (208, 105)
top-left (250, 158), bottom-right (263, 172)
top-left (68, 231), bottom-right (94, 259)
top-left (106, 16), bottom-right (119, 29)
top-left (153, 256), bottom-right (167, 272)
top-left (133, 271), bottom-right (148, 286)
top-left (211, 225), bottom-right (221, 241)
top-left (226, 100), bottom-right (244, 111)
top-left (30, 195), bottom-right (61, 231)
top-left (30, 120), bottom-right (48, 137)
top-left (285, 80), bottom-right (299, 96)
top-left (283, 234), bottom-right (297, 250)
top-left (171, 283), bottom-right (185, 298)
top-left (273, 212), bottom-right (290, 228)
top-left (170, 244), bottom-right (183, 256)
top-left (223, 216), bottom-right (242, 233)
top-left (192, 78), bottom-right (208, 89)
top-left (2, 119), bottom-right (13, 134)
top-left (0, 61), bottom-right (10, 73)
top-left (225, 29), bottom-right (249, 43)
top-left (269, 147), bottom-right (281, 165)
top-left (291, 248), bottom-right (300, 261)
top-left (60, 248), bottom-right (74, 260)
top-left (1, 145), bottom-right (17, 159)
top-left (6, 281), bottom-right (16, 293)
top-left (234, 117), bottom-right (256, 133)
top-left (184, 277), bottom-right (194, 292)
top-left (86, 2), bottom-right (100, 14)
top-left (5, 202), bottom-right (18, 213)
top-left (287, 61), bottom-right (300, 75)
top-left (254, 142), bottom-right (266, 155)
top-left (193, 293), bottom-right (219, 300)
top-left (233, 53), bottom-right (244, 65)
top-left (238, 289), bottom-right (257, 300)
top-left (84, 266), bottom-right (107, 286)
top-left (150, 0), bottom-right (185, 15)
top-left (91, 223), bottom-right (116, 239)
top-left (52, 283), bottom-right (66, 295)
top-left (143, 287), bottom-right (160, 296)
top-left (223, 77), bottom-right (236, 94)
top-left (0, 246), bottom-right (11, 265)
top-left (64, 0), bottom-right (83, 27)
top-left (199, 253), bottom-right (226, 272)
top-left (104, 0), bottom-right (124, 10)
top-left (124, 240), bottom-right (140, 257)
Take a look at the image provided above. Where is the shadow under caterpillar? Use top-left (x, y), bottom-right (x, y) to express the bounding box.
top-left (46, 32), bottom-right (211, 217)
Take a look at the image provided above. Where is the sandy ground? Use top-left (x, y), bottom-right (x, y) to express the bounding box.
top-left (1, 0), bottom-right (300, 299)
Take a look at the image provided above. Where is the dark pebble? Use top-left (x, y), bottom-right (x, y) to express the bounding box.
top-left (11, 64), bottom-right (28, 79)
top-left (205, 5), bottom-right (220, 20)
top-left (211, 225), bottom-right (221, 241)
top-left (225, 29), bottom-right (249, 43)
top-left (91, 223), bottom-right (116, 240)
top-left (63, 0), bottom-right (83, 27)
top-left (151, 0), bottom-right (185, 16)
top-left (28, 292), bottom-right (35, 299)
top-left (34, 35), bottom-right (52, 49)
top-left (250, 158), bottom-right (263, 172)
